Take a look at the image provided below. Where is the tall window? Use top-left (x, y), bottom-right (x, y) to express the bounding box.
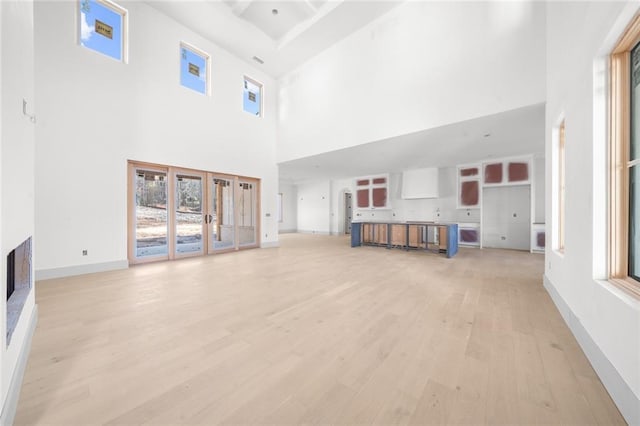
top-left (558, 120), bottom-right (566, 252)
top-left (243, 76), bottom-right (262, 117)
top-left (610, 16), bottom-right (640, 297)
top-left (180, 43), bottom-right (210, 96)
top-left (79, 0), bottom-right (127, 62)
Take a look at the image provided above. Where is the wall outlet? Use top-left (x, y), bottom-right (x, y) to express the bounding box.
top-left (82, 250), bottom-right (88, 256)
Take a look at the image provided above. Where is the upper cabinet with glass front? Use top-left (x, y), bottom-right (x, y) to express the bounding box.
top-left (457, 164), bottom-right (480, 208)
top-left (483, 158), bottom-right (531, 186)
top-left (355, 175), bottom-right (389, 209)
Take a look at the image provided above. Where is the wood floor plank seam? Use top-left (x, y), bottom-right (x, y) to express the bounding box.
top-left (14, 234), bottom-right (626, 425)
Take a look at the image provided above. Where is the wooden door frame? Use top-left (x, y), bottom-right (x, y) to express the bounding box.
top-left (206, 172), bottom-right (238, 255)
top-left (236, 175), bottom-right (261, 250)
top-left (172, 168), bottom-right (207, 260)
top-left (127, 162), bottom-right (170, 265)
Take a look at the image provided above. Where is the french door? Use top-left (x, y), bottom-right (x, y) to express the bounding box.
top-left (207, 174), bottom-right (235, 253)
top-left (131, 166), bottom-right (170, 262)
top-left (238, 177), bottom-right (259, 248)
top-left (128, 162), bottom-right (260, 264)
top-left (174, 170), bottom-right (205, 258)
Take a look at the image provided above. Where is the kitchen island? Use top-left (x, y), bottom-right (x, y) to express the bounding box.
top-left (351, 221), bottom-right (459, 258)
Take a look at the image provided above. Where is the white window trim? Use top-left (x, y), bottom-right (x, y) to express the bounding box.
top-left (180, 41), bottom-right (212, 96)
top-left (243, 75), bottom-right (264, 118)
top-left (77, 0), bottom-right (129, 63)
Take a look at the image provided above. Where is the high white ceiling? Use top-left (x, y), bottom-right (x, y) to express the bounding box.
top-left (148, 0), bottom-right (403, 77)
top-left (147, 1), bottom-right (545, 184)
top-left (278, 103), bottom-right (545, 183)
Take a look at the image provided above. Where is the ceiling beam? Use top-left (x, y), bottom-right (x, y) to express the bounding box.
top-left (231, 0), bottom-right (254, 17)
top-left (302, 0), bottom-right (317, 15)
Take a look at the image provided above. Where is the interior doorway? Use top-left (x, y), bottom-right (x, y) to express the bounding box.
top-left (344, 192), bottom-right (353, 234)
top-left (482, 185), bottom-right (530, 250)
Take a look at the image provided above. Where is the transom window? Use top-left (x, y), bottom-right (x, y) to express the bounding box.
top-left (79, 0), bottom-right (127, 62)
top-left (180, 43), bottom-right (210, 96)
top-left (243, 76), bottom-right (262, 117)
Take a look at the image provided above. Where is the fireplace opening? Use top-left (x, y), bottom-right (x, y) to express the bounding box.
top-left (7, 250), bottom-right (15, 300)
top-left (7, 237), bottom-right (32, 346)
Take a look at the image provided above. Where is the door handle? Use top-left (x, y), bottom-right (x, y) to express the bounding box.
top-left (209, 215), bottom-right (213, 223)
top-left (204, 214), bottom-right (208, 224)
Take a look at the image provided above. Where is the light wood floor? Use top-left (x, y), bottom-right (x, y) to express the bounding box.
top-left (15, 234), bottom-right (624, 425)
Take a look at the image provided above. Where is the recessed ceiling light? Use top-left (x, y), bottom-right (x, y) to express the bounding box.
top-left (272, 8), bottom-right (278, 15)
top-left (483, 133), bottom-right (491, 138)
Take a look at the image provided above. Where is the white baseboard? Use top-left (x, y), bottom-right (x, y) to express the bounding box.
top-left (260, 241), bottom-right (280, 249)
top-left (36, 260), bottom-right (128, 281)
top-left (297, 230), bottom-right (331, 235)
top-left (0, 304), bottom-right (37, 426)
top-left (543, 275), bottom-right (640, 425)
top-left (278, 229), bottom-right (297, 234)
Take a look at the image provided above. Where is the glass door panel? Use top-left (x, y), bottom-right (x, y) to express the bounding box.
top-left (238, 179), bottom-right (258, 247)
top-left (175, 173), bottom-right (204, 256)
top-left (209, 175), bottom-right (235, 252)
top-left (134, 168), bottom-right (168, 259)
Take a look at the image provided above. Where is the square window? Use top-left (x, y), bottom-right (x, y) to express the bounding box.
top-left (243, 76), bottom-right (262, 117)
top-left (79, 0), bottom-right (127, 62)
top-left (180, 43), bottom-right (210, 95)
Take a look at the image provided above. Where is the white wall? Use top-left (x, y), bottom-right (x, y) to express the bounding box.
top-left (300, 159), bottom-right (544, 244)
top-left (1, 0), bottom-right (37, 420)
top-left (352, 169), bottom-right (482, 224)
top-left (546, 2), bottom-right (640, 423)
top-left (278, 1), bottom-right (546, 163)
top-left (278, 182), bottom-right (297, 233)
top-left (34, 1), bottom-right (278, 276)
top-left (296, 180), bottom-right (330, 234)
